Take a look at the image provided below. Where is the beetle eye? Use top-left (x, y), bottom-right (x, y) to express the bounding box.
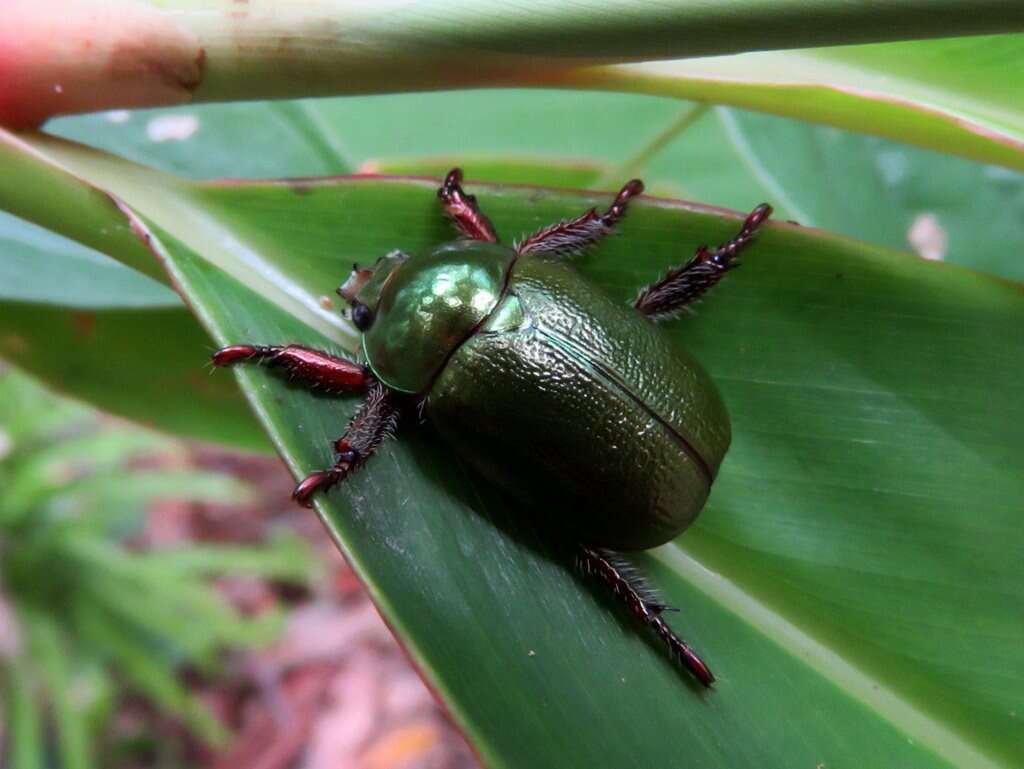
top-left (351, 301), bottom-right (374, 331)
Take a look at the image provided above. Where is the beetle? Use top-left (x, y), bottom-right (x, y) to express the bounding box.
top-left (213, 169), bottom-right (771, 686)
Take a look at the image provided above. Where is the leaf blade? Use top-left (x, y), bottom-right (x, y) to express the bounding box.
top-left (138, 179), bottom-right (1024, 768)
top-left (566, 34), bottom-right (1024, 171)
top-left (1, 131), bottom-right (1021, 767)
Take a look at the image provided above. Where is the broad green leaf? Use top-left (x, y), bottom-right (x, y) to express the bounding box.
top-left (364, 155), bottom-right (605, 190)
top-left (5, 127), bottom-right (1020, 766)
top-left (317, 111), bottom-right (1024, 283)
top-left (0, 137), bottom-right (167, 284)
top-left (0, 211), bottom-right (176, 308)
top-left (163, 180), bottom-right (1024, 769)
top-left (0, 301), bottom-right (268, 451)
top-left (49, 92), bottom-right (1024, 283)
top-left (565, 34), bottom-right (1024, 171)
top-left (0, 158), bottom-right (265, 449)
top-left (686, 108), bottom-right (1024, 281)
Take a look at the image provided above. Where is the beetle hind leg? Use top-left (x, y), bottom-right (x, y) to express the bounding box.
top-left (438, 168), bottom-right (499, 242)
top-left (516, 178), bottom-right (644, 258)
top-left (577, 544), bottom-right (714, 687)
top-left (634, 203), bottom-right (772, 319)
top-left (293, 381), bottom-right (400, 507)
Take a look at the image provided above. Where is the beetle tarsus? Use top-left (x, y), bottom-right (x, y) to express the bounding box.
top-left (293, 468), bottom-right (345, 508)
top-left (516, 178), bottom-right (644, 258)
top-left (212, 343), bottom-right (370, 393)
top-left (577, 544), bottom-right (714, 687)
top-left (211, 344), bottom-right (270, 366)
top-left (653, 615), bottom-right (716, 686)
top-left (634, 202), bottom-right (773, 319)
top-left (438, 168), bottom-right (499, 243)
top-left (292, 382), bottom-right (400, 507)
top-left (602, 178), bottom-right (645, 227)
top-left (212, 344), bottom-right (395, 506)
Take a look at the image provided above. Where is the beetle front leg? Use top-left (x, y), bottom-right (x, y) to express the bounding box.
top-left (577, 544), bottom-right (714, 687)
top-left (516, 178), bottom-right (644, 258)
top-left (293, 382), bottom-right (400, 506)
top-left (212, 344), bottom-right (369, 394)
top-left (634, 203), bottom-right (772, 319)
top-left (438, 168), bottom-right (499, 242)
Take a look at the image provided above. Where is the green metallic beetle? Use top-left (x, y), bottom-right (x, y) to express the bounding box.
top-left (214, 170), bottom-right (771, 686)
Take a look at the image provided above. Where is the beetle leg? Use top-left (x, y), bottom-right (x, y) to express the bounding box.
top-left (634, 203), bottom-right (772, 319)
top-left (438, 168), bottom-right (499, 242)
top-left (516, 179), bottom-right (644, 258)
top-left (293, 382), bottom-right (400, 507)
top-left (212, 344), bottom-right (369, 394)
top-left (577, 544), bottom-right (714, 687)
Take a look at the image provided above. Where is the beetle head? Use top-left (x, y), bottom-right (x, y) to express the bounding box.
top-left (337, 250), bottom-right (410, 331)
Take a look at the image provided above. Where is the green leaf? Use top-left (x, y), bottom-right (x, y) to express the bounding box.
top-left (67, 469), bottom-right (253, 511)
top-left (155, 178), bottom-right (1024, 769)
top-left (0, 132), bottom-right (265, 449)
top-left (0, 368), bottom-right (291, 764)
top-left (48, 92), bottom-right (1024, 283)
top-left (0, 211), bottom-right (177, 309)
top-left (3, 654), bottom-right (45, 769)
top-left (141, 535), bottom-right (320, 582)
top-left (0, 301), bottom-right (268, 451)
top-left (687, 108), bottom-right (1024, 282)
top-left (28, 615), bottom-right (91, 769)
top-left (2, 429), bottom-right (172, 523)
top-left (0, 138), bottom-right (239, 448)
top-left (364, 155), bottom-right (605, 189)
top-left (74, 602), bottom-right (229, 747)
top-left (0, 135), bottom-right (168, 285)
top-left (2, 128), bottom-right (1022, 767)
top-left (0, 364), bottom-right (90, 450)
top-left (74, 539), bottom-right (281, 660)
top-left (567, 34), bottom-right (1024, 171)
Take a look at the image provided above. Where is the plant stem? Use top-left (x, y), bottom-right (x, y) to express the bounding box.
top-left (3, 0), bottom-right (1024, 127)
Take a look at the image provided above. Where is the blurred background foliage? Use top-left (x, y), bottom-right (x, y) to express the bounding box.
top-left (0, 366), bottom-right (319, 768)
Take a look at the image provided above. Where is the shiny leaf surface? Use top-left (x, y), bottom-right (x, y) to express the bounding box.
top-left (0, 212), bottom-right (264, 449)
top-left (49, 92), bottom-right (1024, 283)
top-left (3, 129), bottom-right (1021, 767)
top-left (567, 34), bottom-right (1024, 171)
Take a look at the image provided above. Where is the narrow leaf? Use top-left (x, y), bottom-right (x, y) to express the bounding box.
top-left (2, 133), bottom-right (1022, 768)
top-left (565, 34), bottom-right (1024, 171)
top-left (28, 615), bottom-right (91, 769)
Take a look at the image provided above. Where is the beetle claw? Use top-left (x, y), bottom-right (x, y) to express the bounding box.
top-left (212, 344), bottom-right (264, 366)
top-left (292, 470), bottom-right (337, 507)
